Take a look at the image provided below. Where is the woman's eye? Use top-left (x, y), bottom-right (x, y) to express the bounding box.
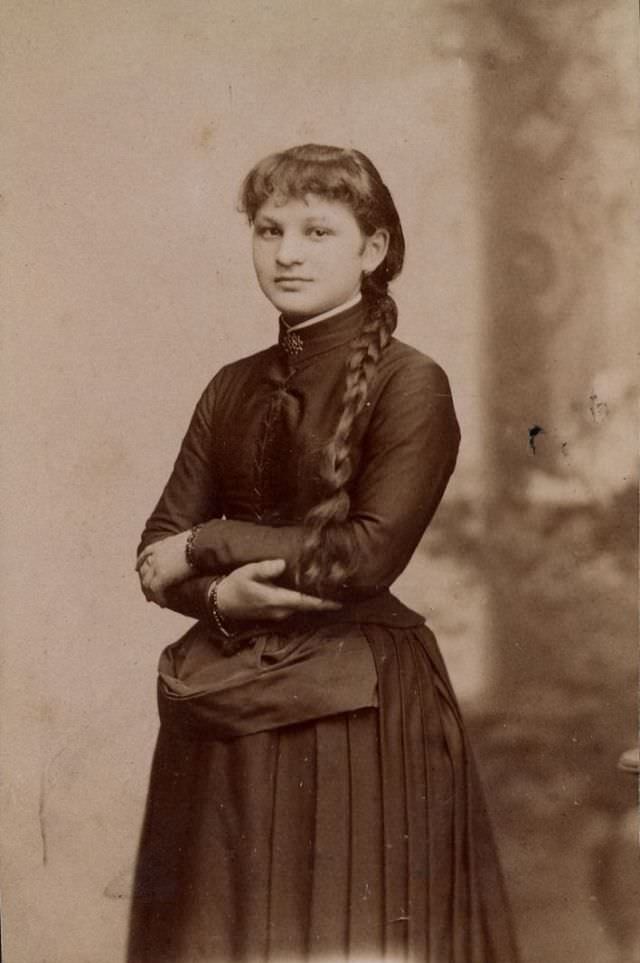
top-left (256, 226), bottom-right (280, 238)
top-left (308, 228), bottom-right (330, 238)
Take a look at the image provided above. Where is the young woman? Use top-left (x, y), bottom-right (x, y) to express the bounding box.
top-left (129, 145), bottom-right (519, 963)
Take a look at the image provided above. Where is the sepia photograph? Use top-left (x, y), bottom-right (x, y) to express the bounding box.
top-left (1, 2), bottom-right (638, 962)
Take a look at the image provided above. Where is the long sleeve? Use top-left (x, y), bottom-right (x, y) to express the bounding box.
top-left (191, 354), bottom-right (460, 599)
top-left (138, 376), bottom-right (222, 619)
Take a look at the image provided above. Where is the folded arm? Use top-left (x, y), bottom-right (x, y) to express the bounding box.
top-left (138, 378), bottom-right (222, 620)
top-left (190, 357), bottom-right (460, 599)
top-left (137, 374), bottom-right (344, 623)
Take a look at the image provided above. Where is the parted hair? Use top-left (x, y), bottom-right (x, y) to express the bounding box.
top-left (240, 144), bottom-right (405, 595)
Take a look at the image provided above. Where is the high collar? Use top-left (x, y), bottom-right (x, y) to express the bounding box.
top-left (285, 292), bottom-right (362, 330)
top-left (277, 300), bottom-right (367, 363)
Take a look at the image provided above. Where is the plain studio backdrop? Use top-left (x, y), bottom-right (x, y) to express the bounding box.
top-left (1, 2), bottom-right (637, 963)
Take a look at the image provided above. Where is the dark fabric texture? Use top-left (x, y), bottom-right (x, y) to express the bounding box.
top-left (157, 621), bottom-right (379, 739)
top-left (138, 300), bottom-right (461, 618)
top-left (128, 626), bottom-right (519, 962)
top-left (129, 303), bottom-right (519, 961)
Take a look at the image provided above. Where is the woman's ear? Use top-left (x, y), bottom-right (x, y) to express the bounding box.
top-left (362, 228), bottom-right (390, 275)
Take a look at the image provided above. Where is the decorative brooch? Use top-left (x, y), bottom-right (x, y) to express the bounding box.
top-left (280, 331), bottom-right (304, 356)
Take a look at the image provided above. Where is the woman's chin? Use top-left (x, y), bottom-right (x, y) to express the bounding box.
top-left (270, 296), bottom-right (320, 320)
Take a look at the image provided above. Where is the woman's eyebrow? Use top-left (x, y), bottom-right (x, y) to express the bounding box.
top-left (255, 214), bottom-right (282, 226)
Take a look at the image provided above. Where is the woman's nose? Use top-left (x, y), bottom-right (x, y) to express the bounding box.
top-left (275, 235), bottom-right (304, 266)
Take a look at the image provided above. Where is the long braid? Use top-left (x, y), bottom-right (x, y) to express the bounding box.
top-left (239, 143), bottom-right (405, 595)
top-left (295, 280), bottom-right (397, 594)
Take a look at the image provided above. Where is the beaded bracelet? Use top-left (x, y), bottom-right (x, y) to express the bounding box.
top-left (206, 575), bottom-right (234, 639)
top-left (185, 523), bottom-right (203, 570)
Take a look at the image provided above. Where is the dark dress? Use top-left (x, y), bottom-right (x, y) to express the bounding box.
top-left (128, 301), bottom-right (519, 962)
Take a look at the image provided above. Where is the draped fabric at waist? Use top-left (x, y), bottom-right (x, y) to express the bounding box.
top-left (157, 591), bottom-right (425, 741)
top-left (158, 622), bottom-right (378, 740)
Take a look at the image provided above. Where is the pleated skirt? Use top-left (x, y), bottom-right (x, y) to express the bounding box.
top-left (127, 625), bottom-right (519, 963)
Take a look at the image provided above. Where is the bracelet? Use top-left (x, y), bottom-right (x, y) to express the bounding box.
top-left (206, 576), bottom-right (234, 638)
top-left (185, 524), bottom-right (203, 570)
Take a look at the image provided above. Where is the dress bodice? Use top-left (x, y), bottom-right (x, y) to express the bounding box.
top-left (213, 303), bottom-right (378, 525)
top-left (140, 300), bottom-right (461, 614)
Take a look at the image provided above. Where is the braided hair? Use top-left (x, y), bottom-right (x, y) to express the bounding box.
top-left (240, 145), bottom-right (405, 595)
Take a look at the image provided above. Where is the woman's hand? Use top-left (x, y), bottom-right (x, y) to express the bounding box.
top-left (136, 531), bottom-right (192, 605)
top-left (216, 559), bottom-right (342, 622)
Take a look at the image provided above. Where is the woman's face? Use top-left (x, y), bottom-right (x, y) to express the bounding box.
top-left (252, 194), bottom-right (388, 321)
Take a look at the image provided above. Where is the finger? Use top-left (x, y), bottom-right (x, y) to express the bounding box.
top-left (294, 596), bottom-right (342, 611)
top-left (141, 573), bottom-right (166, 599)
top-left (141, 582), bottom-right (166, 607)
top-left (267, 608), bottom-right (291, 622)
top-left (260, 585), bottom-right (342, 611)
top-left (136, 547), bottom-right (154, 571)
top-left (139, 571), bottom-right (153, 590)
top-left (249, 559), bottom-right (287, 582)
